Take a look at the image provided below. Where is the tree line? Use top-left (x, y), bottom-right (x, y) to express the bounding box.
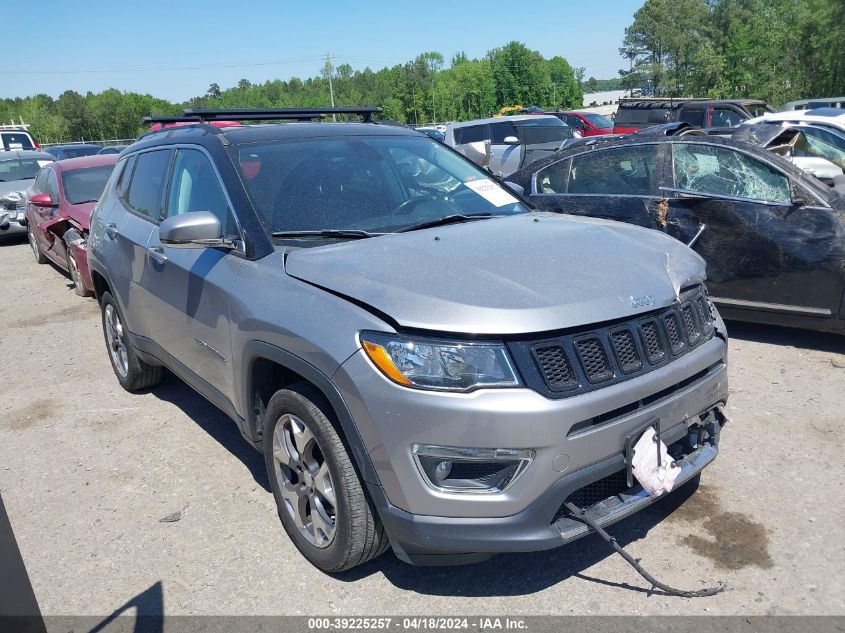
top-left (0, 42), bottom-right (583, 144)
top-left (620, 0), bottom-right (845, 104)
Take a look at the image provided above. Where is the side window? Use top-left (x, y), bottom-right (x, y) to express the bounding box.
top-left (567, 145), bottom-right (658, 195)
top-left (535, 158), bottom-right (571, 194)
top-left (45, 170), bottom-right (59, 202)
top-left (125, 150), bottom-right (171, 219)
top-left (490, 122), bottom-right (517, 144)
top-left (678, 108), bottom-right (705, 126)
top-left (709, 108), bottom-right (744, 128)
top-left (673, 143), bottom-right (791, 203)
top-left (116, 155), bottom-right (136, 200)
top-left (454, 124), bottom-right (488, 144)
top-left (165, 149), bottom-right (235, 235)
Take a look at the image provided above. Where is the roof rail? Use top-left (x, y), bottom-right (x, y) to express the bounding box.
top-left (144, 107), bottom-right (383, 126)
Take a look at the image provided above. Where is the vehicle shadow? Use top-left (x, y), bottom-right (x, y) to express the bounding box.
top-left (726, 320), bottom-right (844, 353)
top-left (336, 481), bottom-right (701, 597)
top-left (148, 374), bottom-right (271, 493)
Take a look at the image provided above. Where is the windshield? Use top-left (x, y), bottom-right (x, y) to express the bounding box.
top-left (0, 159), bottom-right (51, 182)
top-left (62, 165), bottom-right (114, 204)
top-left (583, 113), bottom-right (614, 129)
top-left (236, 135), bottom-right (529, 235)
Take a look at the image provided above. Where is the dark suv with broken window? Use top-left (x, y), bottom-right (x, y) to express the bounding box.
top-left (87, 108), bottom-right (729, 572)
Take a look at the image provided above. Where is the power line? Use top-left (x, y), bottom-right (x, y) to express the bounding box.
top-left (0, 56), bottom-right (327, 75)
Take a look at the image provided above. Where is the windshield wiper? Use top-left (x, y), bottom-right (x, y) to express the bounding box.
top-left (271, 229), bottom-right (384, 239)
top-left (72, 199), bottom-right (98, 204)
top-left (396, 213), bottom-right (495, 233)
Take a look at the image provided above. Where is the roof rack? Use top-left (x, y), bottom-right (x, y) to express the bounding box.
top-left (144, 107), bottom-right (383, 125)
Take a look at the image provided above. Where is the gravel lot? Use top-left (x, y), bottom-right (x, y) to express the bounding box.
top-left (1, 235), bottom-right (844, 617)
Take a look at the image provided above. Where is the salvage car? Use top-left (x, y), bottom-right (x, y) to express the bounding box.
top-left (25, 154), bottom-right (118, 295)
top-left (88, 107), bottom-right (729, 572)
top-left (444, 114), bottom-right (577, 176)
top-left (0, 150), bottom-right (54, 239)
top-left (547, 111), bottom-right (615, 136)
top-left (728, 123), bottom-right (845, 185)
top-left (507, 134), bottom-right (845, 334)
top-left (613, 98), bottom-right (772, 134)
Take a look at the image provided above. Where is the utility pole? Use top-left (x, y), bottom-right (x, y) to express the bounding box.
top-left (325, 52), bottom-right (336, 121)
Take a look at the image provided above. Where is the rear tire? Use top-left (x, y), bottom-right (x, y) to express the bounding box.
top-left (28, 227), bottom-right (46, 264)
top-left (263, 382), bottom-right (389, 572)
top-left (66, 244), bottom-right (92, 297)
top-left (100, 291), bottom-right (163, 391)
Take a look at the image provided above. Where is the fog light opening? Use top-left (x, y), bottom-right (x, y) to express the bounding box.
top-left (411, 444), bottom-right (534, 494)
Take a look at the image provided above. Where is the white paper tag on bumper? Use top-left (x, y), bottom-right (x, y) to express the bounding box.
top-left (464, 178), bottom-right (519, 207)
top-left (631, 427), bottom-right (681, 497)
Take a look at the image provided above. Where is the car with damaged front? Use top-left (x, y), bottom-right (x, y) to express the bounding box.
top-left (87, 107), bottom-right (729, 572)
top-left (25, 154), bottom-right (118, 295)
top-left (0, 150), bottom-right (54, 239)
top-left (507, 133), bottom-right (845, 334)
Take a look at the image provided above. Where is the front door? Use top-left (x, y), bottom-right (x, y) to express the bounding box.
top-left (141, 148), bottom-right (243, 397)
top-left (664, 142), bottom-right (845, 319)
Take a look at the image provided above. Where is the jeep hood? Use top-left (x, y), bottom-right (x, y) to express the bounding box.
top-left (284, 213), bottom-right (706, 335)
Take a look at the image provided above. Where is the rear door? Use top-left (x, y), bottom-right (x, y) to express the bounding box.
top-left (663, 141), bottom-right (844, 320)
top-left (528, 143), bottom-right (667, 225)
top-left (141, 147), bottom-right (244, 397)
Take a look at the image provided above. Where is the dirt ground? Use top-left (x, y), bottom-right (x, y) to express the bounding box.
top-left (1, 235), bottom-right (844, 617)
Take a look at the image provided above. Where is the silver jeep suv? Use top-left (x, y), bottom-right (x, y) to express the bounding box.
top-left (88, 108), bottom-right (729, 572)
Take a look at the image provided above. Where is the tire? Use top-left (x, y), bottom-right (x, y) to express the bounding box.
top-left (263, 382), bottom-right (389, 572)
top-left (100, 291), bottom-right (163, 391)
top-left (66, 243), bottom-right (92, 297)
top-left (28, 227), bottom-right (47, 264)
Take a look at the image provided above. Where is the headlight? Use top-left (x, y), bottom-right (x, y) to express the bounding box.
top-left (360, 331), bottom-right (520, 392)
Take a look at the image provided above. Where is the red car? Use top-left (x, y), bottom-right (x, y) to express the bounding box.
top-left (547, 111), bottom-right (615, 136)
top-left (25, 154), bottom-right (118, 296)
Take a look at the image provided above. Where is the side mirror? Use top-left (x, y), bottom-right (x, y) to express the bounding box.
top-left (30, 193), bottom-right (56, 207)
top-left (504, 181), bottom-right (524, 196)
top-left (791, 184), bottom-right (815, 207)
top-left (503, 136), bottom-right (519, 145)
top-left (159, 211), bottom-right (231, 249)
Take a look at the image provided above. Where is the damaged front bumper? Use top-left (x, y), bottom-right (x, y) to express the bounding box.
top-left (374, 407), bottom-right (726, 566)
top-left (0, 194), bottom-right (28, 236)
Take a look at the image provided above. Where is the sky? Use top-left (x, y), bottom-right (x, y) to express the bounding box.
top-left (0, 0), bottom-right (645, 102)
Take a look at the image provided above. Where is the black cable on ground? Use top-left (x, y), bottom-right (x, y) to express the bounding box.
top-left (564, 501), bottom-right (727, 598)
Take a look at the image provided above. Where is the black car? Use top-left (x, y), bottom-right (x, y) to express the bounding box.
top-left (97, 145), bottom-right (128, 155)
top-left (45, 144), bottom-right (103, 160)
top-left (507, 134), bottom-right (845, 334)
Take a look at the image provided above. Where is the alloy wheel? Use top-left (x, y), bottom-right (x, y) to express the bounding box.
top-left (271, 413), bottom-right (337, 548)
top-left (28, 230), bottom-right (40, 261)
top-left (104, 303), bottom-right (129, 378)
top-left (68, 250), bottom-right (83, 290)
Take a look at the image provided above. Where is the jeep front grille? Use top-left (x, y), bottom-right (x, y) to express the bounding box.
top-left (507, 286), bottom-right (717, 399)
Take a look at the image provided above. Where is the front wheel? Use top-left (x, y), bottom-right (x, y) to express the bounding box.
top-left (66, 244), bottom-right (92, 297)
top-left (100, 291), bottom-right (163, 391)
top-left (263, 383), bottom-right (389, 572)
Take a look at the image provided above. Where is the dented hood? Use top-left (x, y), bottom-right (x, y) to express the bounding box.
top-left (284, 213), bottom-right (706, 335)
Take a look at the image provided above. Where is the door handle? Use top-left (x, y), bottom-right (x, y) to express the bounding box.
top-left (147, 246), bottom-right (167, 264)
top-left (105, 222), bottom-right (118, 239)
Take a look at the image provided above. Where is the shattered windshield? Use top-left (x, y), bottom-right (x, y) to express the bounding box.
top-left (236, 135), bottom-right (528, 235)
top-left (673, 143), bottom-right (792, 204)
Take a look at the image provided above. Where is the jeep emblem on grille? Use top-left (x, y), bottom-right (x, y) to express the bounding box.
top-left (631, 295), bottom-right (656, 309)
